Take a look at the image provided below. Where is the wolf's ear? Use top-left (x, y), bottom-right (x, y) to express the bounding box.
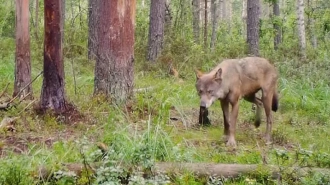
top-left (214, 68), bottom-right (222, 83)
top-left (195, 69), bottom-right (203, 80)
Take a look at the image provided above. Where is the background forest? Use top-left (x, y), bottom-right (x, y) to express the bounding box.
top-left (1, 0), bottom-right (330, 184)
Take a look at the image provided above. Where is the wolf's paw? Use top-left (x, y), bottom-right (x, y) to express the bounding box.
top-left (226, 138), bottom-right (237, 148)
top-left (222, 135), bottom-right (229, 143)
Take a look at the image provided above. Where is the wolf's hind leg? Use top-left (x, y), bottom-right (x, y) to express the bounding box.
top-left (244, 94), bottom-right (263, 127)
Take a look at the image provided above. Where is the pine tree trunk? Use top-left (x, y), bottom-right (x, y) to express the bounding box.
top-left (41, 0), bottom-right (66, 113)
top-left (192, 0), bottom-right (200, 43)
top-left (94, 1), bottom-right (135, 103)
top-left (242, 0), bottom-right (247, 38)
top-left (247, 0), bottom-right (260, 56)
top-left (297, 0), bottom-right (306, 58)
top-left (210, 0), bottom-right (218, 50)
top-left (147, 0), bottom-right (165, 62)
top-left (273, 0), bottom-right (281, 50)
top-left (203, 0), bottom-right (208, 49)
top-left (88, 0), bottom-right (99, 61)
top-left (14, 0), bottom-right (32, 99)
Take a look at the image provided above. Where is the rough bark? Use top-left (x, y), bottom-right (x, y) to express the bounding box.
top-left (247, 0), bottom-right (260, 56)
top-left (273, 0), bottom-right (282, 50)
top-left (35, 0), bottom-right (39, 39)
top-left (210, 0), bottom-right (218, 50)
top-left (203, 0), bottom-right (208, 48)
top-left (192, 0), bottom-right (200, 43)
top-left (147, 0), bottom-right (165, 62)
top-left (88, 0), bottom-right (100, 61)
top-left (40, 0), bottom-right (66, 113)
top-left (94, 0), bottom-right (135, 103)
top-left (14, 0), bottom-right (32, 99)
top-left (297, 0), bottom-right (306, 58)
top-left (242, 0), bottom-right (247, 38)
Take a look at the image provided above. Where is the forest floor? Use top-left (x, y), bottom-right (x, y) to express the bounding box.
top-left (1, 58), bottom-right (330, 184)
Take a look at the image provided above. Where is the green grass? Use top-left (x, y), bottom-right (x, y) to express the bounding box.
top-left (1, 54), bottom-right (330, 184)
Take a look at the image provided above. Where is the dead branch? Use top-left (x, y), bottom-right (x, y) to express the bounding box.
top-left (0, 116), bottom-right (19, 130)
top-left (10, 71), bottom-right (43, 104)
top-left (0, 71), bottom-right (43, 111)
top-left (0, 83), bottom-right (10, 98)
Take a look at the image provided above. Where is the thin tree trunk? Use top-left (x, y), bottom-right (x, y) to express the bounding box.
top-left (242, 0), bottom-right (247, 37)
top-left (147, 0), bottom-right (165, 62)
top-left (192, 0), bottom-right (200, 43)
top-left (203, 0), bottom-right (208, 49)
top-left (35, 0), bottom-right (39, 39)
top-left (164, 0), bottom-right (172, 35)
top-left (88, 0), bottom-right (99, 61)
top-left (14, 0), bottom-right (32, 98)
top-left (247, 0), bottom-right (260, 56)
top-left (273, 0), bottom-right (281, 50)
top-left (219, 0), bottom-right (225, 20)
top-left (296, 0), bottom-right (306, 58)
top-left (40, 0), bottom-right (66, 113)
top-left (94, 0), bottom-right (136, 103)
top-left (210, 0), bottom-right (218, 50)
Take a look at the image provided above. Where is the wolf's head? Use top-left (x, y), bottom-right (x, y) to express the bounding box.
top-left (195, 68), bottom-right (226, 108)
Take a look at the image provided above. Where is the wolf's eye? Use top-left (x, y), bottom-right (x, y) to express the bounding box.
top-left (208, 90), bottom-right (213, 94)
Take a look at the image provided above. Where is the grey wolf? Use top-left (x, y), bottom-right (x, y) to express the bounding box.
top-left (195, 57), bottom-right (278, 147)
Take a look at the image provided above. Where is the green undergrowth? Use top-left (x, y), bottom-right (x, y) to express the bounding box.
top-left (1, 53), bottom-right (330, 184)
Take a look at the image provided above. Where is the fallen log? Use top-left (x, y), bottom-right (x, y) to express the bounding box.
top-left (37, 162), bottom-right (330, 181)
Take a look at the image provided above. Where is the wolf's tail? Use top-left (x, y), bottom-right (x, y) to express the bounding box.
top-left (272, 92), bottom-right (279, 112)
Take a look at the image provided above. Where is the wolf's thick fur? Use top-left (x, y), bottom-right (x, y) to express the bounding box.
top-left (195, 57), bottom-right (279, 147)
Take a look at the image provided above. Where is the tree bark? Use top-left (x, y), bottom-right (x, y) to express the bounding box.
top-left (88, 0), bottom-right (100, 61)
top-left (210, 0), bottom-right (218, 50)
top-left (273, 0), bottom-right (282, 50)
top-left (14, 0), bottom-right (32, 99)
top-left (40, 0), bottom-right (66, 113)
top-left (147, 0), bottom-right (165, 62)
top-left (242, 0), bottom-right (247, 38)
top-left (297, 0), bottom-right (306, 58)
top-left (203, 0), bottom-right (208, 49)
top-left (94, 0), bottom-right (136, 103)
top-left (247, 0), bottom-right (260, 56)
top-left (192, 0), bottom-right (200, 43)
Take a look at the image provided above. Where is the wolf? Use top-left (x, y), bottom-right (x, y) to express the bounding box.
top-left (195, 57), bottom-right (279, 147)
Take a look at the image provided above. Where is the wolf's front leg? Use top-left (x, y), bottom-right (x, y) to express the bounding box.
top-left (220, 100), bottom-right (230, 142)
top-left (226, 101), bottom-right (240, 147)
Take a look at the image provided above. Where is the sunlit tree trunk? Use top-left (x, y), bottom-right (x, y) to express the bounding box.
top-left (203, 0), bottom-right (208, 48)
top-left (273, 0), bottom-right (282, 50)
top-left (14, 0), bottom-right (32, 98)
top-left (192, 0), bottom-right (200, 43)
top-left (242, 0), bottom-right (247, 38)
top-left (94, 0), bottom-right (136, 103)
top-left (147, 0), bottom-right (165, 62)
top-left (40, 0), bottom-right (66, 113)
top-left (210, 0), bottom-right (218, 50)
top-left (247, 0), bottom-right (260, 56)
top-left (297, 0), bottom-right (306, 58)
top-left (88, 0), bottom-right (100, 60)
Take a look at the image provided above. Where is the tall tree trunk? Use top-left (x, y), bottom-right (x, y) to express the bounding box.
top-left (192, 0), bottom-right (200, 43)
top-left (147, 0), bottom-right (165, 62)
top-left (94, 0), bottom-right (136, 103)
top-left (35, 0), bottom-right (39, 39)
top-left (273, 0), bottom-right (281, 50)
top-left (306, 0), bottom-right (317, 48)
top-left (41, 0), bottom-right (66, 113)
top-left (203, 0), bottom-right (208, 48)
top-left (297, 0), bottom-right (306, 58)
top-left (242, 0), bottom-right (247, 37)
top-left (14, 0), bottom-right (32, 98)
top-left (164, 0), bottom-right (172, 35)
top-left (210, 0), bottom-right (218, 50)
top-left (247, 0), bottom-right (260, 56)
top-left (219, 0), bottom-right (225, 20)
top-left (88, 0), bottom-right (99, 61)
